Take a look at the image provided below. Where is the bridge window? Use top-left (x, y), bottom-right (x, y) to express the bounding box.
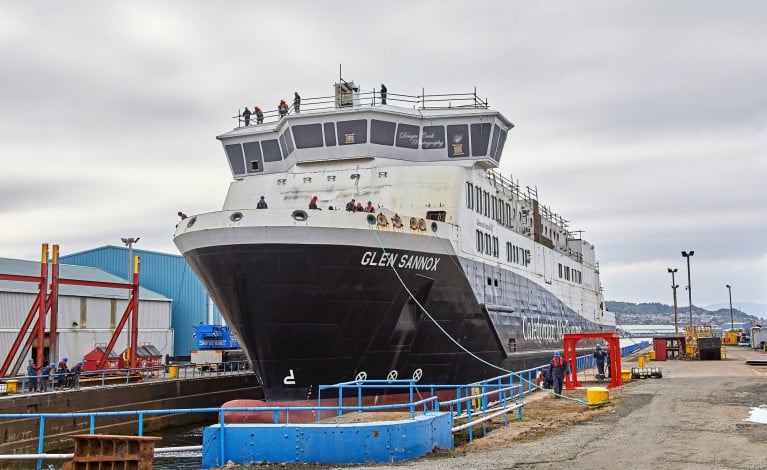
top-left (489, 124), bottom-right (501, 159)
top-left (494, 128), bottom-right (508, 161)
top-left (225, 144), bottom-right (245, 174)
top-left (337, 119), bottom-right (367, 145)
top-left (285, 129), bottom-right (295, 154)
top-left (261, 139), bottom-right (282, 162)
top-left (471, 123), bottom-right (492, 156)
top-left (243, 142), bottom-right (263, 173)
top-left (447, 124), bottom-right (468, 158)
top-left (292, 123), bottom-right (324, 149)
top-left (422, 125), bottom-right (445, 149)
top-left (371, 119), bottom-right (396, 146)
top-left (324, 122), bottom-right (337, 146)
top-left (279, 133), bottom-right (289, 157)
top-left (396, 123), bottom-right (420, 149)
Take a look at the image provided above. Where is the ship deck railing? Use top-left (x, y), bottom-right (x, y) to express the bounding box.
top-left (0, 359), bottom-right (251, 395)
top-left (233, 87), bottom-right (490, 128)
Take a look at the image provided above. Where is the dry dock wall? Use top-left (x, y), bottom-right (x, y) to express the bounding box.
top-left (201, 412), bottom-right (453, 467)
top-left (0, 373), bottom-right (261, 454)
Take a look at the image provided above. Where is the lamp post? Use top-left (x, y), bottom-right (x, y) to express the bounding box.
top-left (681, 251), bottom-right (694, 331)
top-left (668, 268), bottom-right (679, 335)
top-left (121, 237), bottom-right (140, 280)
top-left (726, 284), bottom-right (734, 331)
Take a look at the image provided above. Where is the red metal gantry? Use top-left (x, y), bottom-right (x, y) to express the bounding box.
top-left (0, 243), bottom-right (142, 376)
top-left (563, 332), bottom-right (622, 390)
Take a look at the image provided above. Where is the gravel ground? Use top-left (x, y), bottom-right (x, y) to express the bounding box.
top-left (228, 346), bottom-right (767, 470)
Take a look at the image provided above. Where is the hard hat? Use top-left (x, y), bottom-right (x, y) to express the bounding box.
top-left (28, 358), bottom-right (34, 362)
top-left (260, 195), bottom-right (265, 199)
top-left (50, 363), bottom-right (54, 367)
top-left (595, 344), bottom-right (601, 349)
top-left (553, 351), bottom-right (560, 357)
top-left (367, 201), bottom-right (372, 204)
top-left (78, 360), bottom-right (83, 365)
top-left (62, 357), bottom-right (68, 361)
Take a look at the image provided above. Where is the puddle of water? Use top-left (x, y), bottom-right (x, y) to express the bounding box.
top-left (745, 406), bottom-right (767, 424)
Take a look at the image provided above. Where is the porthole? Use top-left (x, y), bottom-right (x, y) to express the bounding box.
top-left (366, 214), bottom-right (376, 225)
top-left (230, 212), bottom-right (243, 222)
top-left (431, 221), bottom-right (438, 232)
top-left (291, 210), bottom-right (308, 221)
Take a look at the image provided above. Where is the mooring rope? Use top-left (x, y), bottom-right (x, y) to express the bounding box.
top-left (367, 221), bottom-right (599, 405)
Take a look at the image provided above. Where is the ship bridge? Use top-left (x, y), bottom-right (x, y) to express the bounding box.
top-left (218, 82), bottom-right (514, 179)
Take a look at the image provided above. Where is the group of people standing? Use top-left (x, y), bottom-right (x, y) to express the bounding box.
top-left (242, 92), bottom-right (301, 125)
top-left (344, 198), bottom-right (375, 213)
top-left (241, 84), bottom-right (390, 126)
top-left (26, 357), bottom-right (83, 392)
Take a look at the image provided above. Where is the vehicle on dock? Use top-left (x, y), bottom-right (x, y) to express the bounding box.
top-left (173, 80), bottom-right (615, 404)
top-left (191, 324), bottom-right (246, 371)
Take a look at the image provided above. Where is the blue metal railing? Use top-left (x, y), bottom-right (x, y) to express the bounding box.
top-left (2, 341), bottom-right (651, 468)
top-left (2, 360), bottom-right (252, 394)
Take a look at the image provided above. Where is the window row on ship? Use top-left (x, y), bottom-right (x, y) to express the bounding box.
top-left (224, 118), bottom-right (508, 175)
top-left (473, 229), bottom-right (583, 285)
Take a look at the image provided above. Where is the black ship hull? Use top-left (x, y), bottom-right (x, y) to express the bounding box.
top-left (182, 236), bottom-right (597, 402)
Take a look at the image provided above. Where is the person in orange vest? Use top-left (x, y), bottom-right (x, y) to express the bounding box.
top-left (309, 195), bottom-right (320, 210)
top-left (548, 351), bottom-right (570, 397)
top-left (278, 100), bottom-right (289, 118)
top-left (254, 106), bottom-right (264, 124)
top-left (364, 201), bottom-right (375, 213)
top-left (56, 357), bottom-right (69, 387)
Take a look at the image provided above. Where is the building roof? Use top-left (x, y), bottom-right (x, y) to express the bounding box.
top-left (0, 257), bottom-right (169, 301)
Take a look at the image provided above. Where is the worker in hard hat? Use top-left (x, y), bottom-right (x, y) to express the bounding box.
top-left (548, 351), bottom-right (570, 397)
top-left (593, 344), bottom-right (609, 380)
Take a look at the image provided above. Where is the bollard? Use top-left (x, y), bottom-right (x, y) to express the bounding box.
top-left (621, 370), bottom-right (631, 384)
top-left (587, 387), bottom-right (610, 409)
top-left (638, 355), bottom-right (645, 368)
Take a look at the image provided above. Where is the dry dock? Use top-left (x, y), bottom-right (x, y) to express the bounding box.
top-left (232, 346), bottom-right (766, 470)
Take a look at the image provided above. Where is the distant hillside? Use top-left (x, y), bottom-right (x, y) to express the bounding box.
top-left (605, 301), bottom-right (761, 326)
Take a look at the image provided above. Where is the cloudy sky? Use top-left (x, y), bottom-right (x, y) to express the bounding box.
top-left (1, 1), bottom-right (765, 311)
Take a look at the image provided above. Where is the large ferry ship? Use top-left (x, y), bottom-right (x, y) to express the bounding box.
top-left (173, 81), bottom-right (615, 403)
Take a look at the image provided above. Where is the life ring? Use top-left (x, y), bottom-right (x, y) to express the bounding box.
top-left (376, 213), bottom-right (388, 227)
top-left (418, 218), bottom-right (427, 231)
top-left (410, 217), bottom-right (418, 230)
top-left (391, 214), bottom-right (403, 228)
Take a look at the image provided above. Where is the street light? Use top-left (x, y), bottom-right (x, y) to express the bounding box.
top-left (726, 284), bottom-right (734, 331)
top-left (668, 268), bottom-right (679, 335)
top-left (121, 237), bottom-right (140, 280)
top-left (681, 251), bottom-right (694, 332)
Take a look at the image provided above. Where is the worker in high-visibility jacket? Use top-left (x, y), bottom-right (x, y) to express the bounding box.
top-left (549, 351), bottom-right (570, 397)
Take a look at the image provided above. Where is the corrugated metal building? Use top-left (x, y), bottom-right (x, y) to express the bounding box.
top-left (0, 257), bottom-right (174, 368)
top-left (60, 246), bottom-right (223, 356)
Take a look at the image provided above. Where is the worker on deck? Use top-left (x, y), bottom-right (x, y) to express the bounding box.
top-left (309, 195), bottom-right (320, 210)
top-left (242, 106), bottom-right (252, 126)
top-left (593, 344), bottom-right (609, 379)
top-left (254, 106), bottom-right (264, 124)
top-left (70, 360), bottom-right (84, 389)
top-left (364, 201), bottom-right (375, 213)
top-left (40, 362), bottom-right (54, 392)
top-left (26, 358), bottom-right (39, 393)
top-left (56, 357), bottom-right (69, 387)
top-left (256, 195), bottom-right (268, 209)
top-left (549, 351), bottom-right (570, 398)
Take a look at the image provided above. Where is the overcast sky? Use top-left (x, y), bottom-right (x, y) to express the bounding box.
top-left (1, 1), bottom-right (765, 311)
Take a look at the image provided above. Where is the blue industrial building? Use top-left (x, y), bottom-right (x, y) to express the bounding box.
top-left (61, 246), bottom-right (222, 356)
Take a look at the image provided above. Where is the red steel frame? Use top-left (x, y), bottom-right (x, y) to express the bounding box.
top-left (0, 244), bottom-right (141, 376)
top-left (563, 332), bottom-right (622, 390)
